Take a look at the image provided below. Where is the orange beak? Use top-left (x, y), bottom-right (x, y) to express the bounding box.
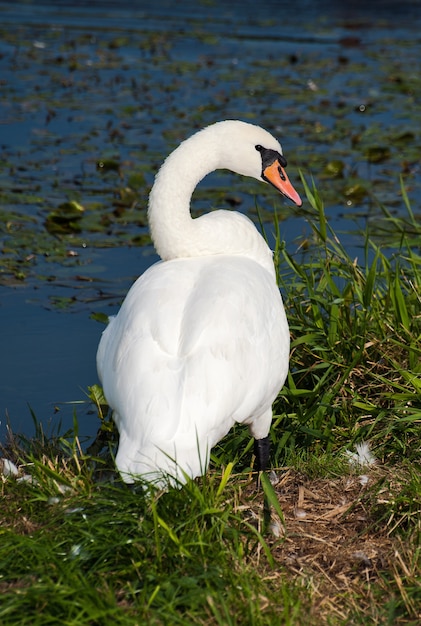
top-left (263, 160), bottom-right (302, 207)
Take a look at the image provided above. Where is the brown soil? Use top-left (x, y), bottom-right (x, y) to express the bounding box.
top-left (242, 466), bottom-right (419, 623)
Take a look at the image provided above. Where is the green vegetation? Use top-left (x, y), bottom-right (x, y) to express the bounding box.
top-left (1, 180), bottom-right (420, 624)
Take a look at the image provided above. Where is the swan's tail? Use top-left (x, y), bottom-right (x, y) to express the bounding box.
top-left (115, 435), bottom-right (210, 488)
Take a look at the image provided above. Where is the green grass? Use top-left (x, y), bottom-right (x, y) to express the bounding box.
top-left (1, 178), bottom-right (420, 625)
top-left (271, 175), bottom-right (421, 466)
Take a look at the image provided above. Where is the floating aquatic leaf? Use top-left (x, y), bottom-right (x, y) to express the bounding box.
top-left (343, 182), bottom-right (368, 202)
top-left (49, 296), bottom-right (76, 310)
top-left (45, 213), bottom-right (83, 235)
top-left (58, 200), bottom-right (85, 214)
top-left (97, 158), bottom-right (120, 172)
top-left (127, 171), bottom-right (147, 189)
top-left (90, 311), bottom-right (110, 324)
top-left (365, 145), bottom-right (391, 164)
top-left (116, 187), bottom-right (139, 207)
top-left (389, 130), bottom-right (415, 147)
top-left (322, 160), bottom-right (345, 178)
top-left (44, 199), bottom-right (85, 233)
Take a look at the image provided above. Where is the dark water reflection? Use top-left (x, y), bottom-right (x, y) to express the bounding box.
top-left (0, 0), bottom-right (420, 442)
top-left (2, 0), bottom-right (421, 25)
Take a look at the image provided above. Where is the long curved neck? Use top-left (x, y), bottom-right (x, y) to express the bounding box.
top-left (147, 123), bottom-right (275, 276)
top-left (148, 128), bottom-right (220, 261)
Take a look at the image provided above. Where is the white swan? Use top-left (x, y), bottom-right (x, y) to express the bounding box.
top-left (96, 120), bottom-right (302, 487)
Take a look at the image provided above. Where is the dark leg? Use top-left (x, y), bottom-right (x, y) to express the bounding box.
top-left (254, 435), bottom-right (270, 489)
top-left (254, 435), bottom-right (273, 528)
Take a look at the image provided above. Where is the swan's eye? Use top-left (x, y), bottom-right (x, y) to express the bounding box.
top-left (255, 145), bottom-right (263, 152)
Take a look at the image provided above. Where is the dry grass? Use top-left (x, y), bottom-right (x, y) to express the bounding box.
top-left (241, 464), bottom-right (421, 624)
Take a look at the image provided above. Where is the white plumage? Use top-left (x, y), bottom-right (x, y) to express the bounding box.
top-left (97, 120), bottom-right (302, 486)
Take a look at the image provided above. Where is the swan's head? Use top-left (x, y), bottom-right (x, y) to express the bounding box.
top-left (149, 120), bottom-right (302, 265)
top-left (212, 120), bottom-right (302, 207)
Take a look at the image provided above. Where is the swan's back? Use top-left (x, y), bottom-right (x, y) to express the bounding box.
top-left (97, 255), bottom-right (289, 484)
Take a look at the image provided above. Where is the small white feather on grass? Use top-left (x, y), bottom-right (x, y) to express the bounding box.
top-left (0, 458), bottom-right (19, 477)
top-left (345, 442), bottom-right (377, 468)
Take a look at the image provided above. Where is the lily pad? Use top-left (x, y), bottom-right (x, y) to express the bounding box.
top-left (365, 146), bottom-right (391, 164)
top-left (322, 160), bottom-right (345, 178)
top-left (97, 158), bottom-right (121, 172)
top-left (45, 201), bottom-right (85, 234)
top-left (343, 182), bottom-right (368, 202)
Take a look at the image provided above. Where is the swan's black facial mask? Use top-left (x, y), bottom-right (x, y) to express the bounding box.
top-left (255, 144), bottom-right (302, 207)
top-left (255, 145), bottom-right (287, 171)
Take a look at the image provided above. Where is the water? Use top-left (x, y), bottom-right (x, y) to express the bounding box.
top-left (1, 0), bottom-right (420, 442)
